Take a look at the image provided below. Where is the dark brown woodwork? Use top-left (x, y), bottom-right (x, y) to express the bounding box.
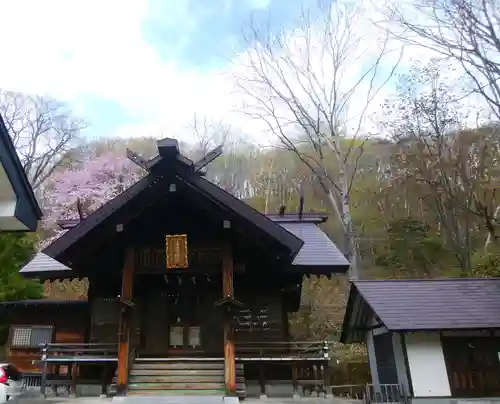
top-left (222, 243), bottom-right (236, 395)
top-left (442, 336), bottom-right (500, 397)
top-left (116, 248), bottom-right (135, 396)
top-left (70, 363), bottom-right (78, 397)
top-left (291, 362), bottom-right (299, 397)
top-left (259, 363), bottom-right (266, 396)
top-left (135, 246), bottom-right (223, 274)
top-left (100, 364), bottom-right (108, 396)
top-left (142, 294), bottom-right (169, 355)
top-left (5, 304), bottom-right (87, 373)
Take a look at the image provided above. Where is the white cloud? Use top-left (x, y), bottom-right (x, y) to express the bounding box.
top-left (0, 0), bottom-right (488, 148)
top-left (0, 0), bottom-right (241, 140)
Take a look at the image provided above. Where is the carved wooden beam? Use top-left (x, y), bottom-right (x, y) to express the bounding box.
top-left (76, 198), bottom-right (85, 220)
top-left (126, 148), bottom-right (150, 172)
top-left (194, 144), bottom-right (223, 172)
top-left (57, 219), bottom-right (81, 230)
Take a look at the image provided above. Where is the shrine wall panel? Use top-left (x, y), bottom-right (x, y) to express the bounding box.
top-left (4, 304), bottom-right (88, 372)
top-left (232, 293), bottom-right (286, 343)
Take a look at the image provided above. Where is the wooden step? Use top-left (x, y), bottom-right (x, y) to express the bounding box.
top-left (128, 383), bottom-right (226, 390)
top-left (128, 383), bottom-right (246, 390)
top-left (127, 358), bottom-right (247, 398)
top-left (135, 357), bottom-right (224, 362)
top-left (133, 363), bottom-right (225, 370)
top-left (129, 375), bottom-right (245, 383)
top-left (130, 369), bottom-right (224, 376)
top-left (133, 361), bottom-right (243, 368)
top-left (127, 390), bottom-right (227, 396)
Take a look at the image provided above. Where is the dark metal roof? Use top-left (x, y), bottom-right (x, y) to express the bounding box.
top-left (278, 222), bottom-right (349, 270)
top-left (341, 278), bottom-right (500, 343)
top-left (19, 252), bottom-right (73, 277)
top-left (0, 113), bottom-right (42, 231)
top-left (266, 213), bottom-right (328, 224)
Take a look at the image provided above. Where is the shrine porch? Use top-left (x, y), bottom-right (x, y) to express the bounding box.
top-left (31, 340), bottom-right (334, 399)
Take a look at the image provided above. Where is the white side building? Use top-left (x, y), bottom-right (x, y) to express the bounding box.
top-left (341, 278), bottom-right (500, 403)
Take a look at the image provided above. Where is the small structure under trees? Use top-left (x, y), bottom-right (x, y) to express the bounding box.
top-left (8, 138), bottom-right (349, 398)
top-left (341, 278), bottom-right (500, 400)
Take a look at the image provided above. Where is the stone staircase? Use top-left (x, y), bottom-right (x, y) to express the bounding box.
top-left (125, 359), bottom-right (246, 397)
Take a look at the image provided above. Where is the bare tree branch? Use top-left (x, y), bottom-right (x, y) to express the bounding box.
top-left (382, 60), bottom-right (500, 273)
top-left (0, 90), bottom-right (85, 189)
top-left (384, 0), bottom-right (500, 119)
top-left (234, 1), bottom-right (402, 278)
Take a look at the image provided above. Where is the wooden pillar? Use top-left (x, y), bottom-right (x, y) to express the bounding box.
top-left (40, 345), bottom-right (48, 397)
top-left (70, 363), bottom-right (78, 397)
top-left (100, 364), bottom-right (108, 397)
top-left (259, 363), bottom-right (267, 398)
top-left (323, 362), bottom-right (331, 398)
top-left (291, 362), bottom-right (299, 399)
top-left (323, 341), bottom-right (331, 398)
top-left (52, 365), bottom-right (60, 396)
top-left (116, 247), bottom-right (135, 396)
top-left (222, 243), bottom-right (236, 395)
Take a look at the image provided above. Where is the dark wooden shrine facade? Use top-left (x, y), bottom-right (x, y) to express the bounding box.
top-left (15, 138), bottom-right (349, 396)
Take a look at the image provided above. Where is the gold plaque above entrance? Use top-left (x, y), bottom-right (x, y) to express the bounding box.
top-left (166, 234), bottom-right (188, 269)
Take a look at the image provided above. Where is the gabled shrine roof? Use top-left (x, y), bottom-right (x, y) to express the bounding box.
top-left (25, 138), bottom-right (349, 277)
top-left (340, 278), bottom-right (500, 343)
top-left (41, 138), bottom-right (302, 263)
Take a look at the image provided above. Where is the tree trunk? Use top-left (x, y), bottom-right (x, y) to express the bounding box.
top-left (327, 190), bottom-right (359, 279)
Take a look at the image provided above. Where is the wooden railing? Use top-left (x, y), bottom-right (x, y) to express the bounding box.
top-left (38, 343), bottom-right (118, 397)
top-left (126, 347), bottom-right (137, 394)
top-left (39, 343), bottom-right (118, 362)
top-left (331, 384), bottom-right (366, 399)
top-left (235, 340), bottom-right (331, 360)
top-left (365, 384), bottom-right (407, 403)
top-left (330, 384), bottom-right (407, 402)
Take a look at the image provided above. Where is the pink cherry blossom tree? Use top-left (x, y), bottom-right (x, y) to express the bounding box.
top-left (41, 152), bottom-right (146, 246)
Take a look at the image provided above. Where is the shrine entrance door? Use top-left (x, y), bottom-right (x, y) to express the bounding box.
top-left (166, 294), bottom-right (203, 356)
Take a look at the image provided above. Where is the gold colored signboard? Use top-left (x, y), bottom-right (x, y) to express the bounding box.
top-left (165, 234), bottom-right (188, 269)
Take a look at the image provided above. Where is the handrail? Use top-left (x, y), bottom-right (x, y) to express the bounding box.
top-left (365, 384), bottom-right (407, 404)
top-left (39, 342), bottom-right (118, 361)
top-left (126, 347), bottom-right (137, 393)
top-left (41, 343), bottom-right (117, 347)
top-left (235, 340), bottom-right (331, 359)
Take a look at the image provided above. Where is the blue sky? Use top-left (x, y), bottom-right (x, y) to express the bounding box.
top-left (0, 0), bottom-right (324, 142)
top-left (0, 0), bottom-right (449, 143)
top-left (82, 0), bottom-right (313, 139)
